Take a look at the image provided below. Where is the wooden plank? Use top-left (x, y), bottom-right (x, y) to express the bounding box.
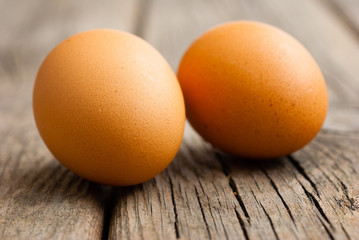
top-left (142, 0), bottom-right (359, 132)
top-left (2, 0), bottom-right (358, 239)
top-left (224, 129), bottom-right (359, 240)
top-left (0, 106), bottom-right (104, 239)
top-left (235, 0), bottom-right (359, 131)
top-left (0, 0), bottom-right (139, 239)
top-left (109, 126), bottom-right (247, 240)
top-left (324, 0), bottom-right (359, 36)
top-left (109, 0), bottom-right (359, 239)
top-left (0, 0), bottom-right (138, 86)
top-left (110, 125), bottom-right (359, 240)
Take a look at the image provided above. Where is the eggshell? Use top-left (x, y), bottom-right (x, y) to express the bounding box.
top-left (178, 21), bottom-right (328, 159)
top-left (33, 29), bottom-right (185, 186)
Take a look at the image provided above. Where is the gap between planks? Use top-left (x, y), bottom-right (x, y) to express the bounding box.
top-left (100, 1), bottom-right (155, 239)
top-left (1, 0), bottom-right (359, 239)
top-left (108, 0), bottom-right (359, 239)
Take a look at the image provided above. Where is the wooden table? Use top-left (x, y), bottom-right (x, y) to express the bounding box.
top-left (1, 0), bottom-right (359, 239)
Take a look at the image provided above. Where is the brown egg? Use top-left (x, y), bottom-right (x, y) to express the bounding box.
top-left (178, 21), bottom-right (328, 159)
top-left (33, 29), bottom-right (185, 186)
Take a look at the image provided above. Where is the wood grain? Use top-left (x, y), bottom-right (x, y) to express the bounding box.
top-left (0, 110), bottom-right (104, 239)
top-left (110, 125), bottom-right (359, 240)
top-left (0, 0), bottom-right (138, 239)
top-left (324, 0), bottom-right (359, 36)
top-left (142, 0), bottom-right (359, 132)
top-left (108, 0), bottom-right (359, 239)
top-left (1, 0), bottom-right (359, 239)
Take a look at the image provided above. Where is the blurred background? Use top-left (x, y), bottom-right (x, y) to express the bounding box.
top-left (1, 0), bottom-right (359, 131)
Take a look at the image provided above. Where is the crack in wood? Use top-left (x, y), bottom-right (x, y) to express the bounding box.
top-left (206, 196), bottom-right (220, 235)
top-left (299, 182), bottom-right (333, 228)
top-left (259, 202), bottom-right (280, 240)
top-left (314, 137), bottom-right (359, 173)
top-left (251, 174), bottom-right (261, 191)
top-left (311, 141), bottom-right (354, 170)
top-left (249, 188), bottom-right (260, 206)
top-left (149, 201), bottom-right (153, 216)
top-left (194, 186), bottom-right (212, 240)
top-left (160, 186), bottom-right (167, 209)
top-left (123, 193), bottom-right (130, 240)
top-left (317, 214), bottom-right (335, 240)
top-left (261, 169), bottom-right (297, 226)
top-left (168, 176), bottom-right (180, 239)
top-left (215, 152), bottom-right (251, 224)
top-left (228, 177), bottom-right (251, 223)
top-left (335, 176), bottom-right (358, 211)
top-left (217, 208), bottom-right (230, 240)
top-left (288, 155), bottom-right (320, 197)
top-left (101, 186), bottom-right (114, 240)
top-left (101, 1), bottom-right (161, 239)
top-left (133, 188), bottom-right (145, 239)
top-left (2, 0), bottom-right (359, 238)
top-left (194, 169), bottom-right (206, 194)
top-left (228, 176), bottom-right (251, 221)
top-left (184, 190), bottom-right (191, 211)
top-left (301, 149), bottom-right (341, 192)
top-left (340, 223), bottom-right (352, 240)
top-left (234, 209), bottom-right (250, 240)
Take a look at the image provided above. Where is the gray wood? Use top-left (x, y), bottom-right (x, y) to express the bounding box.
top-left (325, 0), bottom-right (359, 36)
top-left (0, 0), bottom-right (138, 239)
top-left (109, 0), bottom-right (359, 239)
top-left (0, 99), bottom-right (104, 239)
top-left (110, 125), bottom-right (359, 240)
top-left (142, 0), bottom-right (359, 132)
top-left (1, 0), bottom-right (359, 239)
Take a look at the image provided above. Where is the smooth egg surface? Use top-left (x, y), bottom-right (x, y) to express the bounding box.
top-left (33, 29), bottom-right (185, 185)
top-left (178, 21), bottom-right (328, 159)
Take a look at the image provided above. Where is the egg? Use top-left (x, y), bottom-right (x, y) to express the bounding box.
top-left (178, 21), bottom-right (328, 159)
top-left (33, 29), bottom-right (185, 186)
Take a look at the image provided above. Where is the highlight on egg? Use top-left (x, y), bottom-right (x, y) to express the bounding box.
top-left (178, 21), bottom-right (328, 159)
top-left (33, 29), bottom-right (186, 186)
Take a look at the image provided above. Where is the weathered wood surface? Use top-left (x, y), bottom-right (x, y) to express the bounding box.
top-left (0, 0), bottom-right (138, 239)
top-left (110, 0), bottom-right (359, 239)
top-left (1, 0), bottom-right (359, 239)
top-left (110, 128), bottom-right (359, 240)
top-left (327, 0), bottom-right (359, 36)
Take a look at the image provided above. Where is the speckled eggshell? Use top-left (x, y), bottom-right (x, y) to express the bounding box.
top-left (178, 21), bottom-right (328, 159)
top-left (33, 29), bottom-right (185, 186)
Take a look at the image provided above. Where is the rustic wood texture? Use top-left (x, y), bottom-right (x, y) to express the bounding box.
top-left (1, 0), bottom-right (358, 239)
top-left (141, 0), bottom-right (359, 132)
top-left (109, 0), bottom-right (359, 239)
top-left (0, 0), bottom-right (138, 239)
top-left (326, 0), bottom-right (359, 36)
top-left (110, 128), bottom-right (359, 240)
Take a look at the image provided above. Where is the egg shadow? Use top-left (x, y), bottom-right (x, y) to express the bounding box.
top-left (9, 159), bottom-right (105, 205)
top-left (213, 147), bottom-right (286, 172)
top-left (180, 132), bottom-right (288, 179)
top-left (1, 156), bottom-right (112, 240)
